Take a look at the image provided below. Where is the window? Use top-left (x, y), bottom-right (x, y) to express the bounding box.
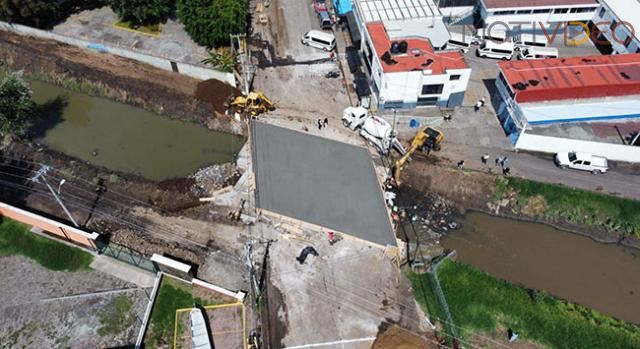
top-left (533, 8), bottom-right (551, 14)
top-left (421, 84), bottom-right (444, 95)
top-left (449, 74), bottom-right (461, 81)
top-left (516, 10), bottom-right (531, 14)
top-left (417, 97), bottom-right (439, 106)
top-left (598, 7), bottom-right (605, 17)
top-left (554, 8), bottom-right (568, 14)
top-left (624, 36), bottom-right (632, 48)
top-left (610, 20), bottom-right (617, 30)
top-left (494, 10), bottom-right (515, 15)
top-left (384, 101), bottom-right (403, 109)
top-left (636, 47), bottom-right (640, 53)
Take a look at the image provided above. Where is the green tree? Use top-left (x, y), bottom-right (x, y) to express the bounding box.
top-left (177, 0), bottom-right (248, 48)
top-left (0, 0), bottom-right (59, 28)
top-left (201, 47), bottom-right (236, 72)
top-left (0, 71), bottom-right (35, 137)
top-left (109, 0), bottom-right (171, 25)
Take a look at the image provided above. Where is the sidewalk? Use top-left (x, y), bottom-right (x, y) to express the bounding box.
top-left (90, 255), bottom-right (156, 288)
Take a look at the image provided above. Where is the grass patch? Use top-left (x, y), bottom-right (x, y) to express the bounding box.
top-left (98, 296), bottom-right (135, 336)
top-left (433, 260), bottom-right (640, 348)
top-left (114, 20), bottom-right (161, 35)
top-left (496, 177), bottom-right (640, 237)
top-left (0, 218), bottom-right (93, 271)
top-left (146, 277), bottom-right (226, 348)
top-left (405, 268), bottom-right (456, 338)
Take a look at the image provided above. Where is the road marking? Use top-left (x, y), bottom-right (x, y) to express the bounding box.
top-left (281, 337), bottom-right (377, 349)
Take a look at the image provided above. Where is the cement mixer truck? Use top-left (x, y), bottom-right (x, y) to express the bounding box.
top-left (342, 106), bottom-right (406, 155)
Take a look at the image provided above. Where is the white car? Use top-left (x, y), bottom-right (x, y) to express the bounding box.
top-left (554, 151), bottom-right (608, 174)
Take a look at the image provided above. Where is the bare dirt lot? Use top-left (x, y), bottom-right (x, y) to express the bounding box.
top-left (0, 255), bottom-right (148, 348)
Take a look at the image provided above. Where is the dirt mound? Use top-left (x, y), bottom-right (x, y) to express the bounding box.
top-left (372, 324), bottom-right (437, 349)
top-left (195, 79), bottom-right (240, 114)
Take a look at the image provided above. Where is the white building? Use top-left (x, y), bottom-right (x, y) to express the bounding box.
top-left (350, 0), bottom-right (471, 109)
top-left (352, 0), bottom-right (451, 49)
top-left (494, 53), bottom-right (640, 162)
top-left (591, 0), bottom-right (640, 54)
top-left (364, 22), bottom-right (471, 109)
top-left (476, 0), bottom-right (599, 32)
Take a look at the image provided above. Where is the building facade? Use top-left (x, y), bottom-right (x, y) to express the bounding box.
top-left (590, 0), bottom-right (640, 55)
top-left (494, 53), bottom-right (640, 144)
top-left (366, 22), bottom-right (471, 109)
top-left (476, 0), bottom-right (599, 32)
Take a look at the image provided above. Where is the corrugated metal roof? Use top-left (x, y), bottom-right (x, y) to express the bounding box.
top-left (498, 53), bottom-right (640, 103)
top-left (357, 0), bottom-right (440, 22)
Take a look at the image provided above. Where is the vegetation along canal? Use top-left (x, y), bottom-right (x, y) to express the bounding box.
top-left (3, 71), bottom-right (245, 180)
top-left (442, 211), bottom-right (640, 324)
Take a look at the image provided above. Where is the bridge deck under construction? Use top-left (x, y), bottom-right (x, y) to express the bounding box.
top-left (251, 122), bottom-right (396, 247)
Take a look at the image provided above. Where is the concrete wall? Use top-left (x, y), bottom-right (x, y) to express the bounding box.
top-left (515, 133), bottom-right (640, 163)
top-left (0, 21), bottom-right (236, 86)
top-left (592, 3), bottom-right (640, 55)
top-left (0, 202), bottom-right (100, 249)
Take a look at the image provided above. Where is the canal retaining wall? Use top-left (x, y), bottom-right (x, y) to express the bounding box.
top-left (0, 21), bottom-right (236, 86)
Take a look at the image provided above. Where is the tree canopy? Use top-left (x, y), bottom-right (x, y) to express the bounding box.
top-left (0, 71), bottom-right (35, 137)
top-left (109, 0), bottom-right (171, 25)
top-left (0, 0), bottom-right (59, 28)
top-left (177, 0), bottom-right (248, 48)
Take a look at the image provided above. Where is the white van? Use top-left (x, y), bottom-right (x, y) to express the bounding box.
top-left (301, 30), bottom-right (335, 51)
top-left (477, 40), bottom-right (514, 60)
top-left (514, 33), bottom-right (548, 50)
top-left (446, 32), bottom-right (473, 53)
top-left (474, 28), bottom-right (509, 44)
top-left (518, 46), bottom-right (559, 60)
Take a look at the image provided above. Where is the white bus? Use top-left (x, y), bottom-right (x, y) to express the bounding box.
top-left (446, 32), bottom-right (473, 53)
top-left (301, 30), bottom-right (336, 51)
top-left (514, 33), bottom-right (549, 50)
top-left (477, 40), bottom-right (515, 60)
top-left (518, 46), bottom-right (559, 60)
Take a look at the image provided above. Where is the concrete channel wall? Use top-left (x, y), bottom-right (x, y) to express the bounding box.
top-left (0, 21), bottom-right (236, 86)
top-left (0, 201), bottom-right (100, 249)
top-left (516, 133), bottom-right (640, 163)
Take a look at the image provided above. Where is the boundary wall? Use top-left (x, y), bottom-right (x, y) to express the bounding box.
top-left (515, 133), bottom-right (640, 163)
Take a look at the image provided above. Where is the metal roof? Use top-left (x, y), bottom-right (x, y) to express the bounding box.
top-left (498, 53), bottom-right (640, 103)
top-left (357, 0), bottom-right (441, 22)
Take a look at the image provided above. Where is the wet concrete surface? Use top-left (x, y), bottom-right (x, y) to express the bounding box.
top-left (442, 211), bottom-right (640, 324)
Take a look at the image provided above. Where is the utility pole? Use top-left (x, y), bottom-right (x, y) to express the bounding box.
top-left (31, 165), bottom-right (79, 227)
top-left (230, 34), bottom-right (257, 96)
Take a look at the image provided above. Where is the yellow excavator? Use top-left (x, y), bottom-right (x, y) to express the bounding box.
top-left (393, 126), bottom-right (444, 184)
top-left (230, 91), bottom-right (275, 116)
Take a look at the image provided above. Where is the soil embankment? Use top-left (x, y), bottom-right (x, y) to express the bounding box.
top-left (0, 30), bottom-right (243, 135)
top-left (401, 157), bottom-right (640, 249)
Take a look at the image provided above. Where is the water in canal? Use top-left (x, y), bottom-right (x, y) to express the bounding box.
top-left (2, 71), bottom-right (244, 180)
top-left (442, 212), bottom-right (640, 324)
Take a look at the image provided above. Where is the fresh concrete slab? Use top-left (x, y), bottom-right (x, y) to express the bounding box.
top-left (251, 121), bottom-right (396, 246)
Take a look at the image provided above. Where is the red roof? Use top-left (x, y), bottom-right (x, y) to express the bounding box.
top-left (482, 0), bottom-right (596, 9)
top-left (367, 22), bottom-right (468, 75)
top-left (498, 54), bottom-right (640, 103)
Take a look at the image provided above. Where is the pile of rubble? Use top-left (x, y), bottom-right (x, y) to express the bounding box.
top-left (190, 163), bottom-right (242, 197)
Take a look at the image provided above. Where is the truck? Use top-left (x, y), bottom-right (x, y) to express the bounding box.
top-left (554, 151), bottom-right (608, 174)
top-left (342, 106), bottom-right (406, 155)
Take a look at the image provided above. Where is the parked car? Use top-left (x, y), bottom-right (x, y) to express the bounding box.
top-left (554, 151), bottom-right (608, 174)
top-left (318, 10), bottom-right (333, 30)
top-left (476, 40), bottom-right (514, 60)
top-left (301, 30), bottom-right (336, 51)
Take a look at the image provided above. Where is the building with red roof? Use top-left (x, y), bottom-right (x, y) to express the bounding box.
top-left (362, 22), bottom-right (471, 109)
top-left (493, 53), bottom-right (640, 144)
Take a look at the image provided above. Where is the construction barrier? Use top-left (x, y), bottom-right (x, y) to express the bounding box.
top-left (0, 201), bottom-right (99, 249)
top-left (0, 20), bottom-right (236, 86)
